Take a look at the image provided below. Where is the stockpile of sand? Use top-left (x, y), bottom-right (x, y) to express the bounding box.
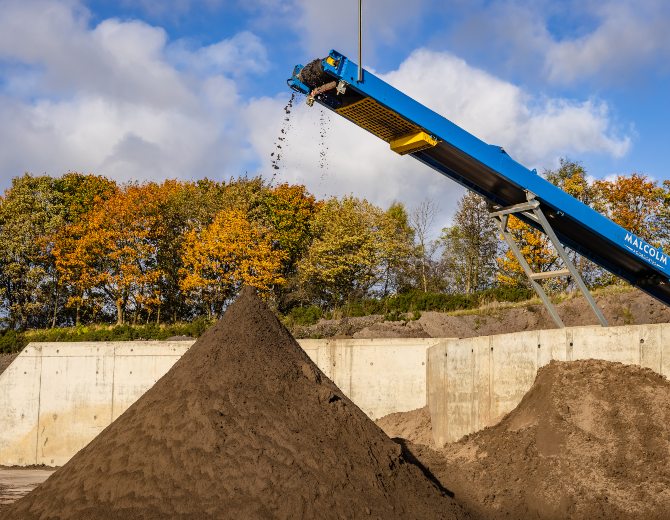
top-left (409, 359), bottom-right (670, 520)
top-left (3, 288), bottom-right (469, 520)
top-left (376, 406), bottom-right (434, 446)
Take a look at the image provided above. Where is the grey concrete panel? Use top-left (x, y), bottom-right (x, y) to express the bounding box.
top-left (490, 331), bottom-right (538, 423)
top-left (427, 342), bottom-right (449, 447)
top-left (471, 336), bottom-right (492, 432)
top-left (0, 345), bottom-right (43, 466)
top-left (571, 326), bottom-right (639, 365)
top-left (445, 340), bottom-right (474, 443)
top-left (36, 347), bottom-right (115, 466)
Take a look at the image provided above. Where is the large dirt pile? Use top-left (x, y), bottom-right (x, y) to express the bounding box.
top-left (3, 288), bottom-right (468, 520)
top-left (410, 360), bottom-right (670, 520)
top-left (376, 406), bottom-right (434, 447)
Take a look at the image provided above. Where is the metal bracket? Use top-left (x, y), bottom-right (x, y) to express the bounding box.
top-left (306, 81), bottom-right (339, 107)
top-left (336, 80), bottom-right (348, 95)
top-left (490, 192), bottom-right (608, 328)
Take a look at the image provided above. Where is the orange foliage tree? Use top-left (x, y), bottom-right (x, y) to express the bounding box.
top-left (179, 208), bottom-right (286, 318)
top-left (53, 183), bottom-right (166, 325)
top-left (592, 173), bottom-right (664, 242)
top-left (496, 215), bottom-right (559, 287)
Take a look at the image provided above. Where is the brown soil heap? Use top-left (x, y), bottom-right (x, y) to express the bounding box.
top-left (0, 354), bottom-right (17, 377)
top-left (376, 406), bottom-right (434, 447)
top-left (410, 359), bottom-right (670, 520)
top-left (3, 288), bottom-right (468, 520)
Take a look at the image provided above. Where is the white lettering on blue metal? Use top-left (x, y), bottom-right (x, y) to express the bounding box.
top-left (624, 233), bottom-right (668, 268)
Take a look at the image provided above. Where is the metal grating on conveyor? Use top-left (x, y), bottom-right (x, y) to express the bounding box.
top-left (336, 98), bottom-right (418, 142)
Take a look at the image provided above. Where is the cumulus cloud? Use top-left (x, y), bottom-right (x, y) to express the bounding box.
top-left (245, 49), bottom-right (631, 229)
top-left (544, 1), bottom-right (670, 84)
top-left (0, 0), bottom-right (257, 183)
top-left (0, 0), bottom-right (632, 232)
top-left (437, 0), bottom-right (670, 86)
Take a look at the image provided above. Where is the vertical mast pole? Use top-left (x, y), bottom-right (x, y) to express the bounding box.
top-left (358, 0), bottom-right (363, 82)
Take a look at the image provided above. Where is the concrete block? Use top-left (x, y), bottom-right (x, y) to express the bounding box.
top-left (0, 346), bottom-right (42, 466)
top-left (639, 324), bottom-right (663, 373)
top-left (36, 347), bottom-right (115, 466)
top-left (113, 341), bottom-right (193, 357)
top-left (112, 354), bottom-right (182, 421)
top-left (427, 341), bottom-right (449, 447)
top-left (299, 339), bottom-right (333, 380)
top-left (346, 341), bottom-right (430, 419)
top-left (571, 326), bottom-right (639, 365)
top-left (445, 340), bottom-right (474, 443)
top-left (537, 328), bottom-right (568, 366)
top-left (661, 327), bottom-right (670, 379)
top-left (471, 336), bottom-right (492, 432)
top-left (490, 330), bottom-right (538, 422)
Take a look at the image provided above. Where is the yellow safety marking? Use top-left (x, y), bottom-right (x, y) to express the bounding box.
top-left (390, 131), bottom-right (439, 155)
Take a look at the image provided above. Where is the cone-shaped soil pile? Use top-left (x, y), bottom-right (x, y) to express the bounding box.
top-left (412, 359), bottom-right (670, 520)
top-left (4, 288), bottom-right (468, 519)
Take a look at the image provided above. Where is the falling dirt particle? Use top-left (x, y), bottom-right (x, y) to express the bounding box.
top-left (270, 92), bottom-right (296, 183)
top-left (318, 109), bottom-right (331, 175)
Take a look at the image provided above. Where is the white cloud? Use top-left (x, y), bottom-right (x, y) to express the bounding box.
top-left (441, 0), bottom-right (670, 86)
top-left (245, 49), bottom-right (630, 230)
top-left (240, 0), bottom-right (428, 63)
top-left (0, 1), bottom-right (632, 234)
top-left (544, 1), bottom-right (670, 84)
top-left (168, 31), bottom-right (268, 77)
top-left (0, 0), bottom-right (257, 183)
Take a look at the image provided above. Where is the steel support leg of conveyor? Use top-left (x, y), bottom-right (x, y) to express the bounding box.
top-left (490, 193), bottom-right (608, 328)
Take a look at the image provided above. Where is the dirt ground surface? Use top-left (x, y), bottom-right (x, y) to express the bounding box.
top-left (379, 360), bottom-right (670, 520)
top-left (292, 286), bottom-right (670, 339)
top-left (0, 354), bottom-right (17, 377)
top-left (0, 469), bottom-right (55, 512)
top-left (3, 288), bottom-right (470, 520)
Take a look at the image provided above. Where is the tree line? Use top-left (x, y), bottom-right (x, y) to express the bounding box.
top-left (0, 160), bottom-right (667, 329)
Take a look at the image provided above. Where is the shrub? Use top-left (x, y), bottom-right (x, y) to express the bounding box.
top-left (286, 305), bottom-right (323, 326)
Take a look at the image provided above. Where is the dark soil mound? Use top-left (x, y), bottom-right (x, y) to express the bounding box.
top-left (0, 354), bottom-right (17, 377)
top-left (411, 360), bottom-right (670, 520)
top-left (4, 288), bottom-right (468, 519)
top-left (376, 406), bottom-right (434, 447)
top-left (298, 58), bottom-right (331, 89)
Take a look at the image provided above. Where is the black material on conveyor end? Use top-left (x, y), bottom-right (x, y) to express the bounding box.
top-left (298, 58), bottom-right (331, 89)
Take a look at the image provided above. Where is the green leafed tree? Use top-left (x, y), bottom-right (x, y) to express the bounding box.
top-left (0, 175), bottom-right (66, 328)
top-left (298, 196), bottom-right (383, 307)
top-left (440, 191), bottom-right (498, 294)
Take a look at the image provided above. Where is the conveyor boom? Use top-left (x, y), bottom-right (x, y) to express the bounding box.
top-left (287, 51), bottom-right (670, 307)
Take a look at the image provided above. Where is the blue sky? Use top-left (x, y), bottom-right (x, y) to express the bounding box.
top-left (1, 0), bottom-right (668, 226)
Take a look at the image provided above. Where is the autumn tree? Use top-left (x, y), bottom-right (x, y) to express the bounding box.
top-left (298, 197), bottom-right (383, 306)
top-left (441, 192), bottom-right (498, 293)
top-left (377, 202), bottom-right (415, 296)
top-left (53, 184), bottom-right (165, 325)
top-left (592, 173), bottom-right (664, 242)
top-left (496, 215), bottom-right (559, 288)
top-left (543, 159), bottom-right (602, 287)
top-left (545, 159), bottom-right (593, 205)
top-left (179, 208), bottom-right (285, 318)
top-left (258, 183), bottom-right (319, 310)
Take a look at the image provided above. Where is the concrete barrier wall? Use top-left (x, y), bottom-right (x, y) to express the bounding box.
top-left (427, 324), bottom-right (670, 446)
top-left (0, 338), bottom-right (439, 466)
